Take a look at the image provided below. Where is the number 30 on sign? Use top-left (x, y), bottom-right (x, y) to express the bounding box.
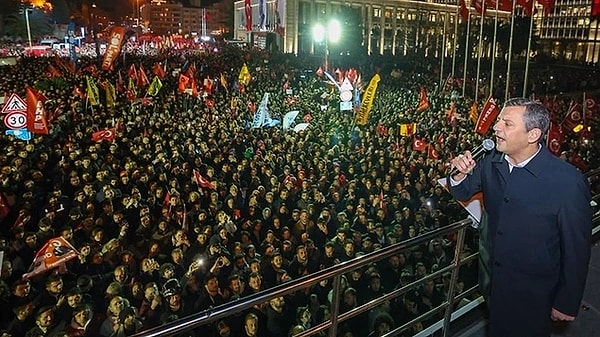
top-left (4, 111), bottom-right (27, 129)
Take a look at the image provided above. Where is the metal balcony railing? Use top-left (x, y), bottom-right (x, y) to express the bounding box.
top-left (132, 166), bottom-right (600, 337)
top-left (132, 217), bottom-right (478, 337)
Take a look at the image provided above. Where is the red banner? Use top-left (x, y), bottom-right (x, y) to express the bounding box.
top-left (517, 0), bottom-right (534, 16)
top-left (546, 121), bottom-right (564, 156)
top-left (101, 26), bottom-right (126, 71)
top-left (137, 64), bottom-right (150, 88)
top-left (23, 237), bottom-right (79, 279)
top-left (593, 0), bottom-right (600, 17)
top-left (537, 0), bottom-right (555, 14)
top-left (561, 101), bottom-right (583, 133)
top-left (26, 86), bottom-right (49, 135)
top-left (245, 0), bottom-right (252, 31)
top-left (475, 96), bottom-right (500, 135)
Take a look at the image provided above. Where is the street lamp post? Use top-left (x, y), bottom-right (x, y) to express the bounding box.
top-left (24, 6), bottom-right (33, 49)
top-left (313, 19), bottom-right (341, 72)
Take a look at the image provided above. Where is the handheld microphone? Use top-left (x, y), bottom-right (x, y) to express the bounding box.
top-left (449, 139), bottom-right (495, 176)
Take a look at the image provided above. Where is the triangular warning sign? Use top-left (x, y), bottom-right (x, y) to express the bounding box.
top-left (2, 93), bottom-right (27, 113)
top-left (340, 78), bottom-right (354, 92)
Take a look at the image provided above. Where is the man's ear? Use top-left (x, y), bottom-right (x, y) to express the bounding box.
top-left (528, 128), bottom-right (542, 144)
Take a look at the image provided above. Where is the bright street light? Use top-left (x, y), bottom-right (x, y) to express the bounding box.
top-left (312, 19), bottom-right (341, 71)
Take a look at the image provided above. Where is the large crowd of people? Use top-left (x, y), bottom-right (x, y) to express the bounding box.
top-left (0, 42), bottom-right (598, 337)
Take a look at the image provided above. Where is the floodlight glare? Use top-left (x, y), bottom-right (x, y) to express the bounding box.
top-left (328, 20), bottom-right (341, 43)
top-left (313, 24), bottom-right (326, 43)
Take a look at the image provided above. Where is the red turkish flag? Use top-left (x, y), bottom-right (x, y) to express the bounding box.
top-left (428, 145), bottom-right (440, 160)
top-left (546, 121), bottom-right (564, 156)
top-left (561, 101), bottom-right (583, 134)
top-left (91, 129), bottom-right (116, 142)
top-left (412, 137), bottom-right (427, 152)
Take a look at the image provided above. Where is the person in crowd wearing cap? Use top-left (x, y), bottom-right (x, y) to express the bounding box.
top-left (449, 98), bottom-right (592, 337)
top-left (112, 306), bottom-right (142, 337)
top-left (159, 278), bottom-right (191, 324)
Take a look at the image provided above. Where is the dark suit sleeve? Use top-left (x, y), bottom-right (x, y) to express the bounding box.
top-left (553, 174), bottom-right (592, 316)
top-left (447, 165), bottom-right (483, 202)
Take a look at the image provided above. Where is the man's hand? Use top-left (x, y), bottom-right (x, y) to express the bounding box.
top-left (551, 308), bottom-right (575, 321)
top-left (450, 151), bottom-right (477, 180)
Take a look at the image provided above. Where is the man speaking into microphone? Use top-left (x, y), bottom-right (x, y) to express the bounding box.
top-left (448, 98), bottom-right (592, 337)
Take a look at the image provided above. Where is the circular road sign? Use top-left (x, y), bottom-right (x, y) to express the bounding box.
top-left (4, 111), bottom-right (27, 130)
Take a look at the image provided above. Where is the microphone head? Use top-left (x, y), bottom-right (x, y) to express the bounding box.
top-left (482, 139), bottom-right (495, 151)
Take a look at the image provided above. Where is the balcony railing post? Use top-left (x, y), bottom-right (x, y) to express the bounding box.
top-left (327, 275), bottom-right (343, 337)
top-left (442, 225), bottom-right (468, 337)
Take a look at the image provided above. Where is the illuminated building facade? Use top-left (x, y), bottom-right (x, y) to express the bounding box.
top-left (232, 0), bottom-right (600, 63)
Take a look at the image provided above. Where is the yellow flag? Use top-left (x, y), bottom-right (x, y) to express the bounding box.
top-left (220, 73), bottom-right (228, 91)
top-left (147, 76), bottom-right (163, 96)
top-left (238, 63), bottom-right (251, 86)
top-left (106, 82), bottom-right (116, 108)
top-left (469, 102), bottom-right (479, 124)
top-left (86, 76), bottom-right (100, 106)
top-left (399, 123), bottom-right (417, 136)
top-left (355, 74), bottom-right (381, 125)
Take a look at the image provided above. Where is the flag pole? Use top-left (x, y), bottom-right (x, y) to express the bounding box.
top-left (440, 6), bottom-right (449, 91)
top-left (462, 10), bottom-right (471, 97)
top-left (452, 0), bottom-right (461, 77)
top-left (505, 0), bottom-right (517, 101)
top-left (489, 0), bottom-right (500, 98)
top-left (522, 0), bottom-right (536, 97)
top-left (475, 1), bottom-right (486, 100)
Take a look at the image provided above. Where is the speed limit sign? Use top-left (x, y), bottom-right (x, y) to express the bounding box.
top-left (4, 111), bottom-right (27, 130)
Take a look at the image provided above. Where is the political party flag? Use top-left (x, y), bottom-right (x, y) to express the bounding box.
top-left (137, 64), bottom-right (150, 88)
top-left (475, 96), bottom-right (500, 135)
top-left (220, 73), bottom-right (228, 91)
top-left (86, 76), bottom-right (100, 106)
top-left (147, 76), bottom-right (163, 96)
top-left (127, 64), bottom-right (137, 81)
top-left (252, 93), bottom-right (270, 129)
top-left (101, 26), bottom-right (126, 71)
top-left (469, 102), bottom-right (479, 124)
top-left (416, 86), bottom-right (430, 112)
top-left (105, 82), bottom-right (116, 108)
top-left (126, 78), bottom-right (137, 101)
top-left (238, 63), bottom-right (251, 86)
top-left (399, 123), bottom-right (417, 136)
top-left (178, 73), bottom-right (190, 93)
top-left (22, 237), bottom-right (79, 279)
top-left (355, 73), bottom-right (381, 125)
top-left (26, 86), bottom-right (49, 134)
top-left (152, 62), bottom-right (166, 79)
top-left (283, 110), bottom-right (300, 129)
